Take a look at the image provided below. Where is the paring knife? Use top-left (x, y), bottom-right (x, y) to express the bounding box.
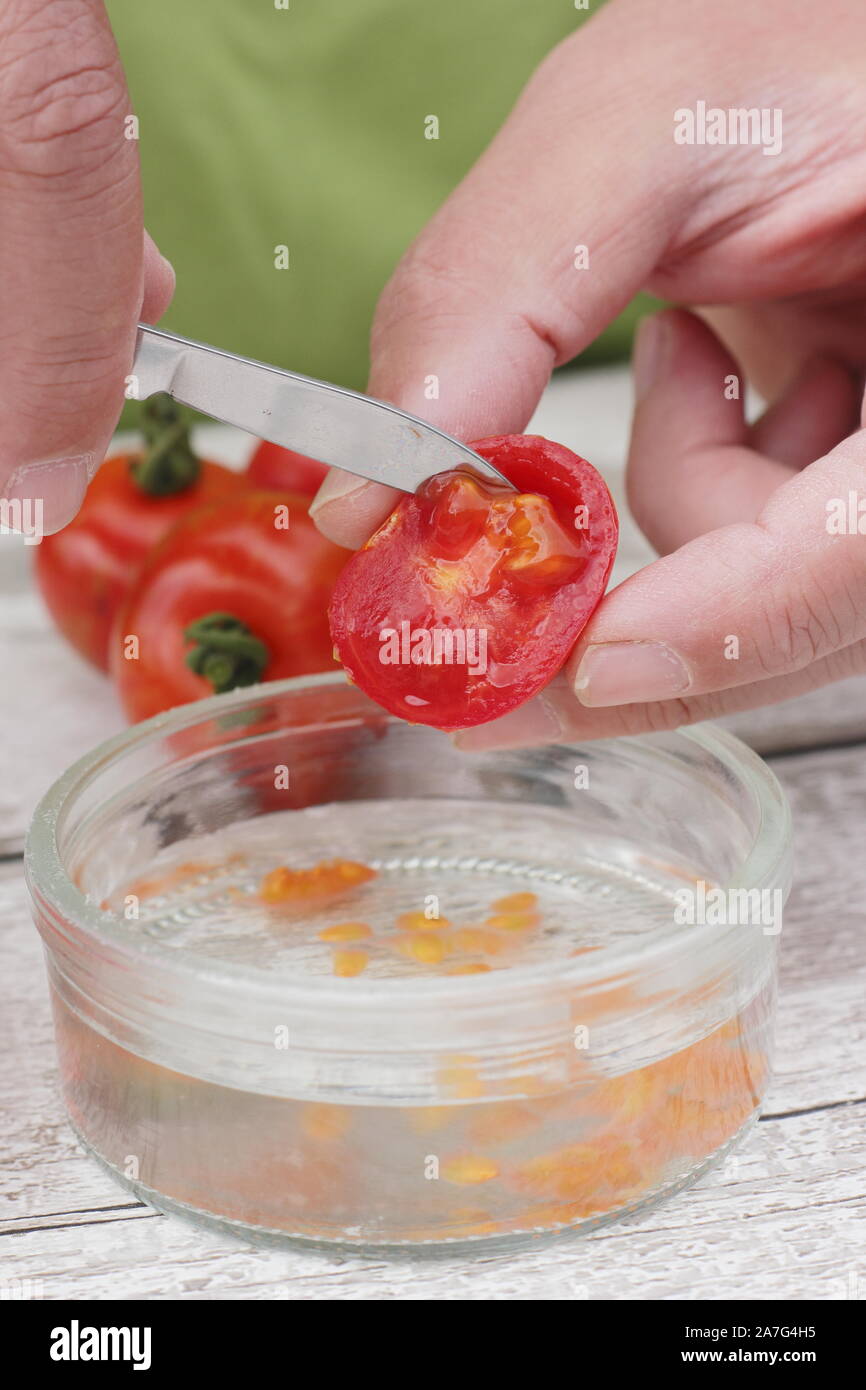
top-left (131, 324), bottom-right (510, 494)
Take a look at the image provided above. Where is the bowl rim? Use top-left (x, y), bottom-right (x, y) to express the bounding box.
top-left (25, 671), bottom-right (793, 1006)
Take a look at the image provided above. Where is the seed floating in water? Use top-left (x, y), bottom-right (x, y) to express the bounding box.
top-left (395, 910), bottom-right (452, 931)
top-left (332, 948), bottom-right (369, 977)
top-left (441, 1154), bottom-right (500, 1185)
top-left (318, 921), bottom-right (373, 943)
top-left (259, 859), bottom-right (377, 906)
top-left (485, 911), bottom-right (540, 932)
top-left (491, 892), bottom-right (538, 913)
top-left (395, 932), bottom-right (448, 965)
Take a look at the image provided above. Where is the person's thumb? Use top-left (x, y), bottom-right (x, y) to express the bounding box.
top-left (0, 1), bottom-right (173, 537)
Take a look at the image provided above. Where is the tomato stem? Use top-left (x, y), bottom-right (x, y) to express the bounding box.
top-left (131, 393), bottom-right (201, 496)
top-left (183, 612), bottom-right (270, 693)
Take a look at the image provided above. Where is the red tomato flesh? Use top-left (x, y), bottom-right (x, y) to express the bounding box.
top-left (328, 434), bottom-right (618, 730)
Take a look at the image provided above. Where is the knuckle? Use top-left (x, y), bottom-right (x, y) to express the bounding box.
top-left (8, 347), bottom-right (126, 405)
top-left (754, 581), bottom-right (842, 676)
top-left (596, 696), bottom-right (694, 738)
top-left (640, 696), bottom-right (695, 734)
top-left (3, 64), bottom-right (124, 166)
top-left (372, 245), bottom-right (478, 346)
top-left (0, 10), bottom-right (125, 175)
top-left (1, 337), bottom-right (129, 435)
top-left (372, 241), bottom-right (564, 379)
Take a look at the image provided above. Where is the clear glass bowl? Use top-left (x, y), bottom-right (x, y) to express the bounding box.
top-left (26, 673), bottom-right (792, 1250)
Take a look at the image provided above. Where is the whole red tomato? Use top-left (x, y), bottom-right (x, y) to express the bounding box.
top-left (35, 394), bottom-right (247, 670)
top-left (328, 435), bottom-right (618, 731)
top-left (110, 491), bottom-right (347, 723)
top-left (247, 440), bottom-right (328, 497)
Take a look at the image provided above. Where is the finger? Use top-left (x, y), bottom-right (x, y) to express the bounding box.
top-left (0, 0), bottom-right (145, 533)
top-left (308, 465), bottom-right (400, 551)
top-left (141, 229), bottom-right (175, 323)
top-left (700, 301), bottom-right (866, 404)
top-left (453, 636), bottom-right (866, 749)
top-left (750, 355), bottom-right (860, 468)
top-left (627, 309), bottom-right (793, 554)
top-left (558, 422), bottom-right (866, 711)
top-left (311, 10), bottom-right (693, 547)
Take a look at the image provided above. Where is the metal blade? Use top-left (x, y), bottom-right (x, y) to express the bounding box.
top-left (132, 324), bottom-right (510, 493)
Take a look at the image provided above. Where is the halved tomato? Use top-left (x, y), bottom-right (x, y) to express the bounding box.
top-left (328, 435), bottom-right (618, 730)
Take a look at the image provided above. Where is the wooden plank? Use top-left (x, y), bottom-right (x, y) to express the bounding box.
top-left (0, 1105), bottom-right (861, 1301)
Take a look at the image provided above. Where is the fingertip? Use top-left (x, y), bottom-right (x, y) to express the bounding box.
top-left (141, 231), bottom-right (176, 323)
top-left (571, 639), bottom-right (692, 707)
top-left (632, 307), bottom-right (744, 412)
top-left (308, 470), bottom-right (398, 549)
top-left (2, 454), bottom-right (93, 537)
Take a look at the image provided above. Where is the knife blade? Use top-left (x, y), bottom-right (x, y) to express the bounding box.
top-left (131, 324), bottom-right (510, 494)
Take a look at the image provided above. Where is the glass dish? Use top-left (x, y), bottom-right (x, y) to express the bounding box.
top-left (26, 673), bottom-right (792, 1250)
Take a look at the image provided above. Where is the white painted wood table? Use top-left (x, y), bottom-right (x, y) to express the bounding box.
top-left (1, 369), bottom-right (863, 1301)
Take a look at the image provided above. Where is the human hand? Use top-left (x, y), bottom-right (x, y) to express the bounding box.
top-left (0, 0), bottom-right (174, 536)
top-left (311, 0), bottom-right (866, 742)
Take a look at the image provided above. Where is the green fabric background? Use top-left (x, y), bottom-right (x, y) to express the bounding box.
top-left (108, 0), bottom-right (653, 430)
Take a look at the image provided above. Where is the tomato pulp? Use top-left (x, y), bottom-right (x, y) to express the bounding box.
top-left (328, 435), bottom-right (618, 730)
